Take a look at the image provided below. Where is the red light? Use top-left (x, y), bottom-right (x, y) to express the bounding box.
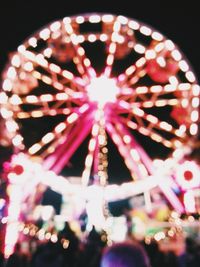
top-left (12, 165), bottom-right (24, 175)
top-left (184, 170), bottom-right (193, 181)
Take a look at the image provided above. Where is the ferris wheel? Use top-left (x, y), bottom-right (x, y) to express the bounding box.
top-left (1, 13), bottom-right (200, 212)
top-left (1, 12), bottom-right (200, 257)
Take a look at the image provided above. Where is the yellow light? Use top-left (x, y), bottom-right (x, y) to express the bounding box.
top-left (171, 49), bottom-right (182, 61)
top-left (35, 54), bottom-right (48, 67)
top-left (91, 124), bottom-right (99, 136)
top-left (40, 94), bottom-right (53, 102)
top-left (135, 57), bottom-right (146, 67)
top-left (126, 65), bottom-right (136, 76)
top-left (157, 56), bottom-right (166, 67)
top-left (82, 169), bottom-right (90, 186)
top-left (29, 144), bottom-right (42, 154)
top-left (56, 93), bottom-right (68, 101)
top-left (100, 34), bottom-right (108, 42)
top-left (67, 113), bottom-right (78, 124)
top-left (107, 54), bottom-right (114, 66)
top-left (31, 111), bottom-right (43, 118)
top-left (165, 39), bottom-right (175, 50)
top-left (145, 49), bottom-right (156, 60)
top-left (117, 15), bottom-right (128, 25)
top-left (25, 95), bottom-right (38, 103)
top-left (9, 95), bottom-right (22, 105)
top-left (2, 79), bottom-right (12, 91)
top-left (6, 121), bottom-right (18, 132)
top-left (150, 133), bottom-right (162, 142)
top-left (169, 76), bottom-right (178, 85)
top-left (138, 127), bottom-right (149, 136)
top-left (98, 134), bottom-right (106, 145)
top-left (28, 37), bottom-right (37, 47)
top-left (136, 86), bottom-right (148, 94)
top-left (181, 99), bottom-right (189, 108)
top-left (43, 48), bottom-right (52, 58)
top-left (192, 97), bottom-right (199, 108)
top-left (39, 28), bottom-right (50, 40)
top-left (85, 154), bottom-right (93, 167)
top-left (130, 149), bottom-right (140, 161)
top-left (49, 63), bottom-right (61, 73)
top-left (7, 67), bottom-right (17, 79)
top-left (102, 14), bottom-right (114, 23)
top-left (160, 122), bottom-right (172, 131)
top-left (140, 26), bottom-right (152, 36)
top-left (0, 108), bottom-right (13, 119)
top-left (134, 44), bottom-right (146, 54)
top-left (42, 76), bottom-right (52, 85)
top-left (192, 85), bottom-right (200, 96)
top-left (76, 47), bottom-right (84, 57)
top-left (89, 15), bottom-right (101, 23)
top-left (11, 54), bottom-right (21, 67)
top-left (190, 123), bottom-right (198, 135)
top-left (42, 133), bottom-right (55, 144)
top-left (133, 107), bottom-right (144, 117)
top-left (89, 139), bottom-right (96, 151)
top-left (154, 42), bottom-right (165, 53)
top-left (123, 135), bottom-right (131, 144)
top-left (77, 35), bottom-right (84, 43)
top-left (12, 135), bottom-right (23, 146)
top-left (62, 239), bottom-right (70, 249)
top-left (152, 31), bottom-right (163, 41)
top-left (178, 60), bottom-right (189, 72)
top-left (128, 20), bottom-right (140, 30)
top-left (50, 21), bottom-right (61, 32)
top-left (75, 16), bottom-right (84, 24)
top-left (0, 92), bottom-right (8, 104)
top-left (55, 122), bottom-right (66, 133)
top-left (138, 164), bottom-right (148, 176)
top-left (83, 58), bottom-right (91, 67)
top-left (24, 62), bottom-right (34, 72)
top-left (62, 70), bottom-right (74, 80)
top-left (146, 114), bottom-right (158, 124)
top-left (185, 71), bottom-right (196, 83)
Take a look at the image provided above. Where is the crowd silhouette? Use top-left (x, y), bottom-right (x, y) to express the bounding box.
top-left (1, 221), bottom-right (200, 267)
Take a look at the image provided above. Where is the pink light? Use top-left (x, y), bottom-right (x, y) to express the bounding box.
top-left (86, 76), bottom-right (119, 106)
top-left (1, 13), bottom-right (199, 240)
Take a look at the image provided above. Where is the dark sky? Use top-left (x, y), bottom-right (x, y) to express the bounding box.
top-left (0, 0), bottom-right (200, 182)
top-left (0, 0), bottom-right (200, 78)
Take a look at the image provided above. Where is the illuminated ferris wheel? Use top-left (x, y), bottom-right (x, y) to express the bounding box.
top-left (1, 13), bottom-right (200, 205)
top-left (1, 13), bottom-right (200, 257)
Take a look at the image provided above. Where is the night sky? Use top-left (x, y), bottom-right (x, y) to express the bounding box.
top-left (0, 0), bottom-right (200, 182)
top-left (0, 1), bottom-right (200, 77)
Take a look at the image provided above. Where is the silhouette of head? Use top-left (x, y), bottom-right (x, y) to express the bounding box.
top-left (100, 241), bottom-right (150, 267)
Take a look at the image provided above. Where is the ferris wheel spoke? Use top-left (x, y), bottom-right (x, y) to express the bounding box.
top-left (27, 104), bottom-right (92, 156)
top-left (18, 49), bottom-right (86, 89)
top-left (64, 23), bottom-right (96, 81)
top-left (118, 82), bottom-right (192, 105)
top-left (82, 106), bottom-right (109, 186)
top-left (31, 69), bottom-right (86, 93)
top-left (117, 99), bottom-right (187, 141)
top-left (17, 90), bottom-right (86, 109)
top-left (81, 123), bottom-right (100, 186)
top-left (109, 114), bottom-right (155, 173)
top-left (117, 56), bottom-right (147, 87)
top-left (106, 121), bottom-right (146, 180)
top-left (117, 39), bottom-right (171, 87)
top-left (41, 107), bottom-right (94, 161)
top-left (44, 111), bottom-right (94, 173)
top-left (103, 20), bottom-right (123, 77)
top-left (13, 107), bottom-right (72, 119)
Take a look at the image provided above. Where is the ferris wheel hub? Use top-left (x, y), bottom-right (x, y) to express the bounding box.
top-left (86, 75), bottom-right (119, 106)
